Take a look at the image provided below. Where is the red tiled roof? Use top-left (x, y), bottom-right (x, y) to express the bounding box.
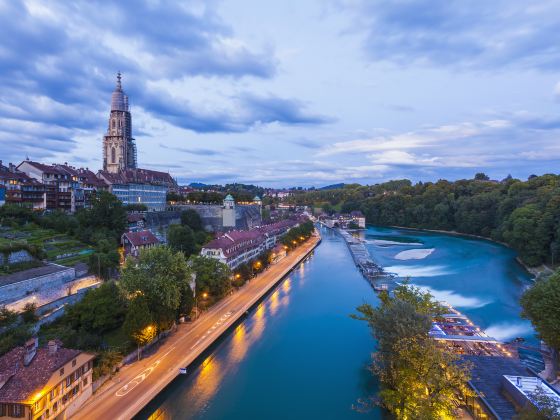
top-left (0, 343), bottom-right (92, 403)
top-left (122, 230), bottom-right (160, 247)
top-left (202, 219), bottom-right (299, 259)
top-left (98, 168), bottom-right (176, 187)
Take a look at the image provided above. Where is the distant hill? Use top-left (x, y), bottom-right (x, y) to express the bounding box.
top-left (189, 182), bottom-right (209, 189)
top-left (319, 183), bottom-right (345, 190)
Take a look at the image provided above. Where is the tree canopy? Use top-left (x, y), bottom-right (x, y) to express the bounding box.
top-left (353, 284), bottom-right (473, 419)
top-left (120, 246), bottom-right (193, 329)
top-left (286, 174), bottom-right (560, 266)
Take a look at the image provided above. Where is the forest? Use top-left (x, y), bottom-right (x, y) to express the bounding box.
top-left (286, 173), bottom-right (560, 266)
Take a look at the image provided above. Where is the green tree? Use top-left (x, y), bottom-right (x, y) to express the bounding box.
top-left (123, 296), bottom-right (154, 344)
top-left (21, 302), bottom-right (38, 324)
top-left (189, 255), bottom-right (232, 301)
top-left (65, 282), bottom-right (126, 334)
top-left (76, 191), bottom-right (127, 243)
top-left (168, 224), bottom-right (197, 257)
top-left (181, 209), bottom-right (204, 231)
top-left (520, 272), bottom-right (560, 375)
top-left (89, 239), bottom-right (120, 280)
top-left (353, 284), bottom-right (473, 419)
top-left (120, 246), bottom-right (192, 328)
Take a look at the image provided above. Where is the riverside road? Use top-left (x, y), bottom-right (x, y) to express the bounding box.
top-left (74, 235), bottom-right (320, 420)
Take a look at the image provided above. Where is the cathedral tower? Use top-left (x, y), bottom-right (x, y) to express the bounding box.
top-left (103, 73), bottom-right (137, 173)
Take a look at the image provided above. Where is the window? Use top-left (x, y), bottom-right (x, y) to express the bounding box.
top-left (9, 404), bottom-right (23, 418)
top-left (72, 359), bottom-right (76, 367)
top-left (111, 147), bottom-right (116, 163)
top-left (59, 368), bottom-right (64, 376)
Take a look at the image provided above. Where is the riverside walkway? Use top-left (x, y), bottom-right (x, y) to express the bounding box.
top-left (74, 235), bottom-right (320, 420)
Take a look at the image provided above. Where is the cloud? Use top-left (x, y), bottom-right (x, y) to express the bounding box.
top-left (336, 0), bottom-right (560, 70)
top-left (555, 82), bottom-right (560, 99)
top-left (240, 94), bottom-right (334, 126)
top-left (0, 0), bottom-right (330, 162)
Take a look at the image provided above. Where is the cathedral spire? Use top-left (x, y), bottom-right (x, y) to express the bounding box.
top-left (116, 71), bottom-right (122, 90)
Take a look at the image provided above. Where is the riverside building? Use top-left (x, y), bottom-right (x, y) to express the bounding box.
top-left (201, 219), bottom-right (299, 269)
top-left (0, 339), bottom-right (95, 420)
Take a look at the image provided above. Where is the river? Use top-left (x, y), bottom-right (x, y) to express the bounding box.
top-left (137, 225), bottom-right (535, 420)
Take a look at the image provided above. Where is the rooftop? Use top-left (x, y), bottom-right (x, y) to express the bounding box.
top-left (463, 355), bottom-right (533, 419)
top-left (122, 230), bottom-right (160, 247)
top-left (0, 340), bottom-right (92, 403)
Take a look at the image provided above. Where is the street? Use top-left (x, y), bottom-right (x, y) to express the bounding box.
top-left (74, 236), bottom-right (320, 420)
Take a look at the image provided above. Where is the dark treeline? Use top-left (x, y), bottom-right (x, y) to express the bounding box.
top-left (287, 174), bottom-right (560, 266)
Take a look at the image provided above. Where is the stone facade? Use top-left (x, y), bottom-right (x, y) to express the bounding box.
top-left (0, 250), bottom-right (34, 265)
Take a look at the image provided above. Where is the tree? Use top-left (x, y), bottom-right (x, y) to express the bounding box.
top-left (0, 306), bottom-right (18, 328)
top-left (189, 255), bottom-right (232, 301)
top-left (76, 191), bottom-right (127, 243)
top-left (65, 282), bottom-right (126, 334)
top-left (474, 172), bottom-right (490, 181)
top-left (168, 224), bottom-right (197, 257)
top-left (123, 296), bottom-right (155, 345)
top-left (89, 239), bottom-right (120, 280)
top-left (353, 284), bottom-right (473, 419)
top-left (520, 272), bottom-right (560, 376)
top-left (181, 209), bottom-right (204, 231)
top-left (21, 302), bottom-right (38, 324)
top-left (120, 246), bottom-right (192, 328)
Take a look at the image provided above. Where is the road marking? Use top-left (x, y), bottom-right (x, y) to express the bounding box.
top-left (190, 311), bottom-right (234, 350)
top-left (115, 346), bottom-right (176, 397)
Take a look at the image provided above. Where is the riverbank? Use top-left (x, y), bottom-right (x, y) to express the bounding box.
top-left (386, 224), bottom-right (550, 278)
top-left (74, 235), bottom-right (321, 420)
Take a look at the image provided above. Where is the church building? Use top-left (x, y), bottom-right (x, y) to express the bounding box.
top-left (99, 73), bottom-right (177, 210)
top-left (102, 73), bottom-right (137, 173)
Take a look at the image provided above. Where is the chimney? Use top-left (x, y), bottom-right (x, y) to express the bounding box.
top-left (23, 337), bottom-right (38, 366)
top-left (48, 340), bottom-right (58, 355)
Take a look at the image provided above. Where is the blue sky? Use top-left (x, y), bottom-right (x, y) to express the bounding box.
top-left (1, 0), bottom-right (560, 187)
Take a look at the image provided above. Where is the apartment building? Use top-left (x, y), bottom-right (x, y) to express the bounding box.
top-left (0, 338), bottom-right (95, 420)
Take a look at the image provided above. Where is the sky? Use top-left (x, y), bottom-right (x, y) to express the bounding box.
top-left (1, 0), bottom-right (560, 188)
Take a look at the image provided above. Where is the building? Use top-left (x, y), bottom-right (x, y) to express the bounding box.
top-left (201, 219), bottom-right (299, 269)
top-left (0, 338), bottom-right (95, 420)
top-left (121, 230), bottom-right (161, 258)
top-left (222, 194), bottom-right (236, 228)
top-left (98, 74), bottom-right (178, 209)
top-left (463, 355), bottom-right (560, 419)
top-left (0, 162), bottom-right (45, 210)
top-left (350, 211), bottom-right (366, 228)
top-left (320, 211), bottom-right (366, 229)
top-left (17, 161), bottom-right (87, 213)
top-left (102, 73), bottom-right (137, 173)
top-left (98, 169), bottom-right (173, 211)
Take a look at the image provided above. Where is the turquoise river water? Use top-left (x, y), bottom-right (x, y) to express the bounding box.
top-left (137, 225), bottom-right (535, 420)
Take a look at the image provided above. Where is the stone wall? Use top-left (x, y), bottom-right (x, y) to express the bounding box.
top-left (0, 265), bottom-right (76, 304)
top-left (0, 250), bottom-right (34, 265)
